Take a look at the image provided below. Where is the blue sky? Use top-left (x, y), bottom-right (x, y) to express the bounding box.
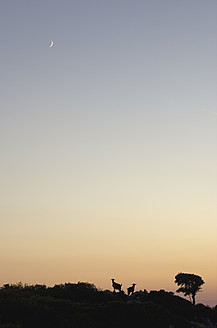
top-left (0, 0), bottom-right (217, 306)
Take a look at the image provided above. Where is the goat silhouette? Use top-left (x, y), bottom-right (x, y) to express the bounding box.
top-left (127, 283), bottom-right (136, 296)
top-left (111, 279), bottom-right (122, 292)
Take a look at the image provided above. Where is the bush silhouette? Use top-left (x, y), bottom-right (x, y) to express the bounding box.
top-left (0, 281), bottom-right (216, 328)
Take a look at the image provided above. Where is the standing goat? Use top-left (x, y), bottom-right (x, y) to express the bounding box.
top-left (127, 283), bottom-right (136, 296)
top-left (111, 279), bottom-right (122, 292)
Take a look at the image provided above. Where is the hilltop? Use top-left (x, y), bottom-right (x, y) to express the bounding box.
top-left (0, 282), bottom-right (216, 328)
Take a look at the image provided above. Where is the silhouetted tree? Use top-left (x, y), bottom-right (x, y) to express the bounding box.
top-left (174, 273), bottom-right (205, 305)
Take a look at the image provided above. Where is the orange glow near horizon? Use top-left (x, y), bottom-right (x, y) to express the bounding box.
top-left (1, 0), bottom-right (217, 308)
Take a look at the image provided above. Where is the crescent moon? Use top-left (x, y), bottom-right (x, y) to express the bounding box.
top-left (49, 40), bottom-right (54, 48)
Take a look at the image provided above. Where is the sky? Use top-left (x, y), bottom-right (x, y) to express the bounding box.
top-left (0, 0), bottom-right (217, 306)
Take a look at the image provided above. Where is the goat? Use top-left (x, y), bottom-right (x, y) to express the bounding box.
top-left (127, 283), bottom-right (136, 296)
top-left (111, 279), bottom-right (122, 292)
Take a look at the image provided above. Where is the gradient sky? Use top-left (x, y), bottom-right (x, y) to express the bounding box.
top-left (0, 0), bottom-right (217, 306)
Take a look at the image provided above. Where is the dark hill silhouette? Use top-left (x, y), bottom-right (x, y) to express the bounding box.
top-left (0, 282), bottom-right (216, 328)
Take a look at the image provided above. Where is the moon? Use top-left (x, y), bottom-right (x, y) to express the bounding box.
top-left (49, 40), bottom-right (54, 48)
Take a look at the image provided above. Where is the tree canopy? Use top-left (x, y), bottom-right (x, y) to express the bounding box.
top-left (175, 272), bottom-right (205, 305)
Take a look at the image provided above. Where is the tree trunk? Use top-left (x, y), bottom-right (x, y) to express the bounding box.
top-left (192, 294), bottom-right (195, 305)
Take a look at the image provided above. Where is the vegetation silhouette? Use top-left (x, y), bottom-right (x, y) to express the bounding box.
top-left (0, 278), bottom-right (216, 328)
top-left (175, 273), bottom-right (205, 305)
